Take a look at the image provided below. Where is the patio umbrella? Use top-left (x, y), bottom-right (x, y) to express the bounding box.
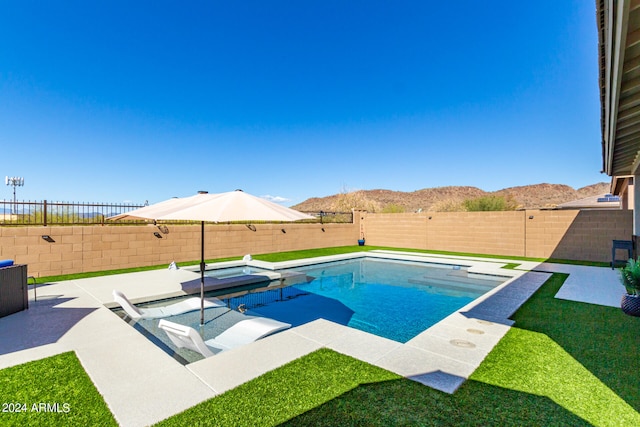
top-left (109, 190), bottom-right (314, 324)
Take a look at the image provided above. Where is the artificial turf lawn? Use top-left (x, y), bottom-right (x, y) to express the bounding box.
top-left (34, 245), bottom-right (608, 283)
top-left (156, 273), bottom-right (639, 426)
top-left (3, 269), bottom-right (638, 426)
top-left (154, 347), bottom-right (594, 427)
top-left (510, 273), bottom-right (640, 412)
top-left (251, 245), bottom-right (604, 266)
top-left (0, 351), bottom-right (117, 427)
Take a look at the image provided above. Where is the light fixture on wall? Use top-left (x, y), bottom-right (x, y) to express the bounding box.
top-left (281, 228), bottom-right (286, 233)
top-left (41, 235), bottom-right (55, 243)
top-left (246, 224), bottom-right (257, 232)
top-left (529, 215), bottom-right (534, 220)
top-left (153, 232), bottom-right (163, 238)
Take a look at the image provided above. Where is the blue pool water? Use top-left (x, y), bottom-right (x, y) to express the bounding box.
top-left (243, 257), bottom-right (506, 343)
top-left (112, 256), bottom-right (509, 362)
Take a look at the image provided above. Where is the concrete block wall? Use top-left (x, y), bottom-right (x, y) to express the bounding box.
top-left (0, 209), bottom-right (633, 277)
top-left (426, 211), bottom-right (525, 256)
top-left (524, 210), bottom-right (579, 259)
top-left (0, 222), bottom-right (359, 278)
top-left (362, 213), bottom-right (427, 249)
top-left (364, 210), bottom-right (633, 262)
top-left (525, 210), bottom-right (633, 261)
top-left (364, 211), bottom-right (524, 256)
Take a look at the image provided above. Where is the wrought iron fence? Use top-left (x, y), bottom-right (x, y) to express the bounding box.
top-left (0, 200), bottom-right (146, 226)
top-left (315, 210), bottom-right (353, 224)
top-left (0, 200), bottom-right (353, 226)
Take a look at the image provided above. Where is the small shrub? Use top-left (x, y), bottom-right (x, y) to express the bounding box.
top-left (382, 204), bottom-right (405, 213)
top-left (620, 257), bottom-right (640, 296)
top-left (429, 199), bottom-right (466, 212)
top-left (332, 190), bottom-right (381, 212)
top-left (463, 195), bottom-right (518, 211)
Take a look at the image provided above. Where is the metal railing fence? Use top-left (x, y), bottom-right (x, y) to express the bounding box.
top-left (0, 200), bottom-right (146, 226)
top-left (0, 200), bottom-right (352, 226)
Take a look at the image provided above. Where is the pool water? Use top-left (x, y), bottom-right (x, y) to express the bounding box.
top-left (112, 256), bottom-right (508, 362)
top-left (245, 258), bottom-right (506, 343)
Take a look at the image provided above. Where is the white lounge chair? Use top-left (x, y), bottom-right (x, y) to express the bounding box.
top-left (158, 317), bottom-right (291, 358)
top-left (112, 290), bottom-right (225, 320)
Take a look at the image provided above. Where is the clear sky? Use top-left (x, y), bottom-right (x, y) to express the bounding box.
top-left (0, 1), bottom-right (605, 206)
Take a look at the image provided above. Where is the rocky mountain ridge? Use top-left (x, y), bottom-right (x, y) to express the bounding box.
top-left (292, 182), bottom-right (612, 212)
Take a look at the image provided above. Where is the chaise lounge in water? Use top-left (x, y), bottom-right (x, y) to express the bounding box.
top-left (158, 317), bottom-right (291, 358)
top-left (112, 290), bottom-right (225, 320)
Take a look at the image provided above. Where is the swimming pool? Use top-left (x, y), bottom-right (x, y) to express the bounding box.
top-left (111, 254), bottom-right (510, 362)
top-left (238, 257), bottom-right (507, 343)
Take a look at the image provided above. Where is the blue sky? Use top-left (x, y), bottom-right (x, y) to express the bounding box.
top-left (0, 1), bottom-right (604, 206)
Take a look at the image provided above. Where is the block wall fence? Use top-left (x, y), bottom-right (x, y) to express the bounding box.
top-left (363, 210), bottom-right (633, 261)
top-left (0, 210), bottom-right (632, 278)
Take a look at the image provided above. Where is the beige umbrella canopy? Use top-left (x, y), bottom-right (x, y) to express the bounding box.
top-left (109, 190), bottom-right (313, 223)
top-left (109, 190), bottom-right (314, 324)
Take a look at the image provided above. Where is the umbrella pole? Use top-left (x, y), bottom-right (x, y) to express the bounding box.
top-left (200, 221), bottom-right (205, 326)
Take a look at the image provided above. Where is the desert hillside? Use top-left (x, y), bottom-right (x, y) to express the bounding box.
top-left (292, 182), bottom-right (611, 212)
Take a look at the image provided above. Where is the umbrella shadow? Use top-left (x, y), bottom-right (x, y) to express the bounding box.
top-left (0, 296), bottom-right (97, 355)
top-left (247, 291), bottom-right (355, 327)
top-left (279, 377), bottom-right (594, 426)
top-left (180, 275), bottom-right (273, 296)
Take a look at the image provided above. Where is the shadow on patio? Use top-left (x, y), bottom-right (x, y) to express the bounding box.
top-left (0, 296), bottom-right (96, 355)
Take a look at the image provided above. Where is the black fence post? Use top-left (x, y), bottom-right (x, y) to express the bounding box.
top-left (43, 200), bottom-right (47, 227)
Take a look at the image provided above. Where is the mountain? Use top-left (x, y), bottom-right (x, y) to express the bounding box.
top-left (291, 182), bottom-right (612, 212)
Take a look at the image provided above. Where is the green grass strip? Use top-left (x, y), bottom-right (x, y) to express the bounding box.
top-left (0, 351), bottom-right (117, 427)
top-left (35, 245), bottom-right (608, 283)
top-left (156, 272), bottom-right (639, 426)
top-left (471, 273), bottom-right (640, 426)
top-left (36, 256), bottom-right (243, 283)
top-left (500, 262), bottom-right (521, 269)
top-left (253, 245), bottom-right (609, 267)
top-left (511, 273), bottom-right (640, 411)
top-left (471, 328), bottom-right (640, 426)
top-left (155, 346), bottom-right (603, 426)
top-left (3, 271), bottom-right (637, 426)
top-left (154, 348), bottom-right (400, 427)
top-left (251, 245), bottom-right (377, 262)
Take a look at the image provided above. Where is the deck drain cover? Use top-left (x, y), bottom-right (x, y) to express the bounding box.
top-left (450, 339), bottom-right (476, 348)
top-left (466, 328), bottom-right (485, 335)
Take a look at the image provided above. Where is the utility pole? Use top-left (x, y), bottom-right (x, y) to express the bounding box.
top-left (5, 176), bottom-right (24, 215)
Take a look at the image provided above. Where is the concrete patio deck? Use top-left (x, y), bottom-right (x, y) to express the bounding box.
top-left (0, 253), bottom-right (625, 427)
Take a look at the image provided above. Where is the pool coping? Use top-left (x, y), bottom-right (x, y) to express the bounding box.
top-left (0, 252), bottom-right (624, 427)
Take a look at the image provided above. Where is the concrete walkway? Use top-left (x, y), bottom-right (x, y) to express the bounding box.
top-left (0, 253), bottom-right (625, 427)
